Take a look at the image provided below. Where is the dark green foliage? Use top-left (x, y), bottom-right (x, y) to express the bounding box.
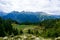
top-left (40, 19), bottom-right (60, 38)
top-left (13, 28), bottom-right (19, 36)
top-left (0, 17), bottom-right (19, 37)
top-left (0, 24), bottom-right (6, 37)
top-left (27, 29), bottom-right (33, 34)
top-left (34, 30), bottom-right (39, 36)
top-left (19, 30), bottom-right (23, 35)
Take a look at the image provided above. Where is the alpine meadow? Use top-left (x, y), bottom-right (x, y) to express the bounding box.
top-left (0, 0), bottom-right (60, 40)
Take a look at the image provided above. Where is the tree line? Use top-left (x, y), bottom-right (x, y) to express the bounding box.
top-left (0, 17), bottom-right (23, 37)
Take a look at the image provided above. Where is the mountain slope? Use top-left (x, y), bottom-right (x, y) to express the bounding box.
top-left (0, 12), bottom-right (7, 16)
top-left (2, 11), bottom-right (40, 23)
top-left (0, 11), bottom-right (60, 23)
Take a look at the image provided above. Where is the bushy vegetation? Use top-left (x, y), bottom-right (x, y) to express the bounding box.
top-left (0, 17), bottom-right (19, 37)
top-left (40, 19), bottom-right (60, 38)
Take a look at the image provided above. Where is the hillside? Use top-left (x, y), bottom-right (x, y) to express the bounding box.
top-left (40, 19), bottom-right (60, 38)
top-left (0, 11), bottom-right (60, 24)
top-left (0, 11), bottom-right (60, 40)
top-left (0, 17), bottom-right (60, 40)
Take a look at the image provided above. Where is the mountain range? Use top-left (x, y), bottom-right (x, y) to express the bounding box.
top-left (0, 11), bottom-right (60, 23)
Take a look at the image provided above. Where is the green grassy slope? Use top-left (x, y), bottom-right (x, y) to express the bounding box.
top-left (12, 23), bottom-right (39, 30)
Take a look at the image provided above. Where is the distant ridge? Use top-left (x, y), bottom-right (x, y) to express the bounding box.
top-left (0, 11), bottom-right (60, 23)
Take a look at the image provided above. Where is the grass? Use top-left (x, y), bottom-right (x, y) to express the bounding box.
top-left (12, 23), bottom-right (39, 30)
top-left (0, 37), bottom-right (3, 40)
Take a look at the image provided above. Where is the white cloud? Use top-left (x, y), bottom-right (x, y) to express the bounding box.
top-left (0, 0), bottom-right (60, 15)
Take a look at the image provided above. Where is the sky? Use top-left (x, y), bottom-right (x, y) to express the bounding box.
top-left (0, 0), bottom-right (60, 15)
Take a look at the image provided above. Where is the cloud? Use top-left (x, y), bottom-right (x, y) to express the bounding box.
top-left (0, 0), bottom-right (60, 15)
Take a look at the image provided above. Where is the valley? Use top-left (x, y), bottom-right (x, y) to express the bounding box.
top-left (0, 11), bottom-right (60, 40)
top-left (0, 24), bottom-right (55, 40)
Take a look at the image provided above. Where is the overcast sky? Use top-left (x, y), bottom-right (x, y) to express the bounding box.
top-left (0, 0), bottom-right (60, 15)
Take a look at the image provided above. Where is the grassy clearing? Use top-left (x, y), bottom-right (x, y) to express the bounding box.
top-left (12, 23), bottom-right (39, 30)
